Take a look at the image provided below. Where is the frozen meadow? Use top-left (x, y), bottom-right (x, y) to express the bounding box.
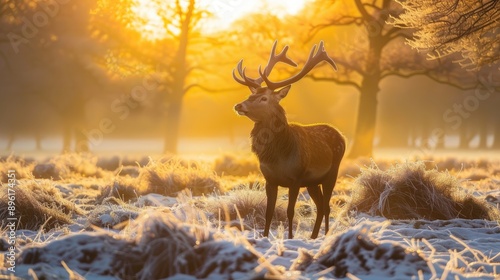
top-left (0, 153), bottom-right (499, 279)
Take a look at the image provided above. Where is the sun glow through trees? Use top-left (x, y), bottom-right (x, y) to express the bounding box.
top-left (131, 0), bottom-right (307, 41)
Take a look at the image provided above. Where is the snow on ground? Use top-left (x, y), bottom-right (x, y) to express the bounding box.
top-left (4, 201), bottom-right (499, 279)
top-left (1, 155), bottom-right (499, 279)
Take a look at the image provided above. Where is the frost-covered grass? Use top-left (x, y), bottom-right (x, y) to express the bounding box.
top-left (0, 153), bottom-right (499, 279)
top-left (348, 161), bottom-right (500, 220)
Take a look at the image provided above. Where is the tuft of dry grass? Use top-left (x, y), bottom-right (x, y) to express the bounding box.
top-left (96, 178), bottom-right (141, 204)
top-left (0, 180), bottom-right (84, 230)
top-left (32, 153), bottom-right (109, 180)
top-left (115, 211), bottom-right (262, 279)
top-left (96, 155), bottom-right (122, 171)
top-left (348, 161), bottom-right (500, 221)
top-left (138, 158), bottom-right (222, 196)
top-left (293, 221), bottom-right (429, 278)
top-left (87, 203), bottom-right (140, 228)
top-left (412, 156), bottom-right (496, 172)
top-left (0, 156), bottom-right (34, 183)
top-left (339, 157), bottom-right (393, 178)
top-left (213, 153), bottom-right (260, 177)
top-left (203, 184), bottom-right (288, 230)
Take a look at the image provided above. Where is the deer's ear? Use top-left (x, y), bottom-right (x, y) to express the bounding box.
top-left (276, 85), bottom-right (291, 100)
top-left (249, 87), bottom-right (258, 94)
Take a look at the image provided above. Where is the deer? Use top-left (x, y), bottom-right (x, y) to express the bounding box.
top-left (233, 41), bottom-right (346, 239)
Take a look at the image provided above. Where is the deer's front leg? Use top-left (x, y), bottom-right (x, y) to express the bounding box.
top-left (264, 182), bottom-right (278, 237)
top-left (287, 186), bottom-right (300, 239)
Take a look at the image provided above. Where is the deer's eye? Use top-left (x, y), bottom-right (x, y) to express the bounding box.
top-left (260, 97), bottom-right (268, 102)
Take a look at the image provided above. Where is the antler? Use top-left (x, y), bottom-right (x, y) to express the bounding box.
top-left (232, 40), bottom-right (298, 89)
top-left (259, 41), bottom-right (337, 90)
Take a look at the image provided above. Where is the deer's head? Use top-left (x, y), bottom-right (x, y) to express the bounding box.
top-left (233, 41), bottom-right (337, 123)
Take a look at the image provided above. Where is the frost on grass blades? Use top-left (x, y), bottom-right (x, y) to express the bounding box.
top-left (4, 170), bottom-right (17, 273)
top-left (0, 154), bottom-right (499, 279)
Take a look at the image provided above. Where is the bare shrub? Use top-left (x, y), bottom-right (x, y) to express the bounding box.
top-left (0, 180), bottom-right (84, 230)
top-left (349, 161), bottom-right (500, 220)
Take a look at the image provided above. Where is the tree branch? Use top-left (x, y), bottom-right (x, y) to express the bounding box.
top-left (307, 74), bottom-right (362, 91)
top-left (354, 0), bottom-right (375, 22)
top-left (184, 83), bottom-right (239, 94)
top-left (380, 69), bottom-right (480, 90)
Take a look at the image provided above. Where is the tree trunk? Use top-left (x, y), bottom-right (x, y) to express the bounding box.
top-left (493, 125), bottom-right (500, 149)
top-left (478, 122), bottom-right (488, 149)
top-left (347, 35), bottom-right (382, 158)
top-left (6, 133), bottom-right (14, 150)
top-left (75, 105), bottom-right (89, 153)
top-left (75, 127), bottom-right (89, 153)
top-left (162, 0), bottom-right (193, 154)
top-left (61, 98), bottom-right (89, 153)
top-left (35, 131), bottom-right (42, 150)
top-left (458, 126), bottom-right (470, 149)
top-left (163, 98), bottom-right (183, 154)
top-left (348, 79), bottom-right (379, 158)
top-left (62, 121), bottom-right (72, 153)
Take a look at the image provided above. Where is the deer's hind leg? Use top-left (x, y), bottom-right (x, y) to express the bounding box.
top-left (307, 185), bottom-right (324, 239)
top-left (321, 168), bottom-right (340, 235)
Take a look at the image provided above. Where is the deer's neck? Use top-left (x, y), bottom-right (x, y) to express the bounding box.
top-left (250, 110), bottom-right (295, 163)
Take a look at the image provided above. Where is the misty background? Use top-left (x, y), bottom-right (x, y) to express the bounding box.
top-left (0, 0), bottom-right (499, 157)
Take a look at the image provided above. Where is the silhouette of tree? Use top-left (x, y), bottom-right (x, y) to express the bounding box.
top-left (302, 0), bottom-right (488, 157)
top-left (93, 0), bottom-right (236, 154)
top-left (0, 0), bottom-right (105, 152)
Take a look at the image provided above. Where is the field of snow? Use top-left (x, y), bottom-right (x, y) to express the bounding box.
top-left (1, 153), bottom-right (499, 279)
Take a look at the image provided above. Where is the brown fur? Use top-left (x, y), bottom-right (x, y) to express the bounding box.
top-left (235, 86), bottom-right (345, 238)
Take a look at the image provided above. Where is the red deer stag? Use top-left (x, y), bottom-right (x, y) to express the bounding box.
top-left (233, 41), bottom-right (345, 239)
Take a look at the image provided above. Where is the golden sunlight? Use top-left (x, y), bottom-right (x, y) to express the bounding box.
top-left (131, 0), bottom-right (307, 40)
top-left (130, 0), bottom-right (167, 41)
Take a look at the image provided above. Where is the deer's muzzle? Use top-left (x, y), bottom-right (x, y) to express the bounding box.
top-left (234, 103), bottom-right (247, 115)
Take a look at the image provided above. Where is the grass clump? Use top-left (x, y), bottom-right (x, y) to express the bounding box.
top-left (0, 180), bottom-right (84, 230)
top-left (203, 184), bottom-right (290, 230)
top-left (138, 158), bottom-right (222, 196)
top-left (32, 153), bottom-right (108, 180)
top-left (349, 161), bottom-right (500, 220)
top-left (213, 153), bottom-right (260, 177)
top-left (0, 156), bottom-right (34, 183)
top-left (115, 211), bottom-right (263, 279)
top-left (88, 203), bottom-right (140, 228)
top-left (293, 221), bottom-right (429, 278)
top-left (96, 178), bottom-right (140, 204)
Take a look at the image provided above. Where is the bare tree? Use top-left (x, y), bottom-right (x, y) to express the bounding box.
top-left (93, 0), bottom-right (238, 154)
top-left (393, 0), bottom-right (500, 69)
top-left (302, 0), bottom-right (484, 157)
top-left (0, 0), bottom-right (105, 152)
